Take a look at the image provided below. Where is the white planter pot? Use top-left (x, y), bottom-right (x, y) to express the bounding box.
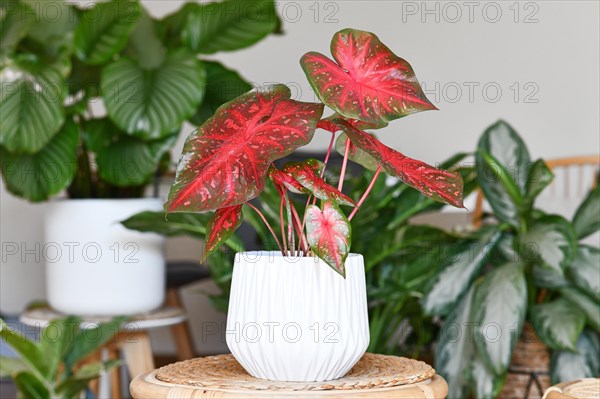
top-left (226, 251), bottom-right (370, 382)
top-left (44, 199), bottom-right (165, 316)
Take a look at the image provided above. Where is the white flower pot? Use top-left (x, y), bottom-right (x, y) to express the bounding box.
top-left (44, 199), bottom-right (165, 316)
top-left (226, 251), bottom-right (370, 382)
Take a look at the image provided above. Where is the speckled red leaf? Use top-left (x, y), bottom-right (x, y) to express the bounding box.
top-left (305, 200), bottom-right (351, 277)
top-left (301, 29), bottom-right (436, 125)
top-left (282, 160), bottom-right (355, 206)
top-left (334, 119), bottom-right (464, 208)
top-left (203, 205), bottom-right (244, 260)
top-left (165, 85), bottom-right (324, 212)
top-left (335, 132), bottom-right (380, 172)
top-left (269, 167), bottom-right (308, 194)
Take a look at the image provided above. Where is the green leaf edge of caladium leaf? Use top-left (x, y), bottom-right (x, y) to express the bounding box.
top-left (306, 200), bottom-right (351, 277)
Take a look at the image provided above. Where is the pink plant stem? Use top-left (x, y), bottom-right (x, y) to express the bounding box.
top-left (246, 202), bottom-right (284, 254)
top-left (321, 131), bottom-right (336, 177)
top-left (279, 195), bottom-right (288, 254)
top-left (338, 139), bottom-right (351, 191)
top-left (348, 166), bottom-right (383, 221)
top-left (290, 204), bottom-right (308, 254)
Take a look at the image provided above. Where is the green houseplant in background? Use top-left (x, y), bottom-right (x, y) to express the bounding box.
top-left (426, 121), bottom-right (600, 398)
top-left (0, 317), bottom-right (123, 399)
top-left (0, 0), bottom-right (281, 315)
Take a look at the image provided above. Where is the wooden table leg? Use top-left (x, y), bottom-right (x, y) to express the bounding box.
top-left (108, 346), bottom-right (122, 399)
top-left (120, 331), bottom-right (155, 380)
top-left (166, 288), bottom-right (195, 360)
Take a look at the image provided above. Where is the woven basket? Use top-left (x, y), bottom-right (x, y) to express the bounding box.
top-left (499, 323), bottom-right (551, 399)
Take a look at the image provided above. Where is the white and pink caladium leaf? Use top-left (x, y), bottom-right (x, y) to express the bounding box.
top-left (281, 160), bottom-right (355, 206)
top-left (301, 29), bottom-right (436, 125)
top-left (165, 84), bottom-right (324, 212)
top-left (202, 205), bottom-right (244, 261)
top-left (334, 119), bottom-right (464, 208)
top-left (305, 200), bottom-right (352, 277)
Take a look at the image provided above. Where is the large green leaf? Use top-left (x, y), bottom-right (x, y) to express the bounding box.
top-left (472, 262), bottom-right (527, 375)
top-left (24, 1), bottom-right (78, 53)
top-left (468, 356), bottom-right (505, 399)
top-left (531, 299), bottom-right (586, 351)
top-left (0, 0), bottom-right (35, 52)
top-left (1, 119), bottom-right (78, 201)
top-left (13, 371), bottom-right (49, 399)
top-left (550, 330), bottom-right (600, 384)
top-left (63, 318), bottom-right (124, 370)
top-left (435, 286), bottom-right (475, 399)
top-left (189, 61), bottom-right (252, 126)
top-left (572, 186), bottom-right (600, 239)
top-left (102, 49), bottom-right (205, 139)
top-left (423, 227), bottom-right (501, 316)
top-left (561, 287), bottom-right (600, 332)
top-left (0, 356), bottom-right (26, 377)
top-left (73, 0), bottom-right (141, 64)
top-left (156, 2), bottom-right (197, 46)
top-left (476, 120), bottom-right (531, 225)
top-left (39, 317), bottom-right (80, 377)
top-left (0, 319), bottom-right (48, 378)
top-left (0, 54), bottom-right (66, 154)
top-left (123, 7), bottom-right (165, 69)
top-left (569, 245), bottom-right (600, 302)
top-left (520, 215), bottom-right (578, 287)
top-left (183, 0), bottom-right (278, 54)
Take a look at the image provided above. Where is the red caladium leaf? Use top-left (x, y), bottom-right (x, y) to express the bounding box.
top-left (334, 119), bottom-right (464, 208)
top-left (301, 29), bottom-right (436, 125)
top-left (165, 85), bottom-right (324, 212)
top-left (282, 160), bottom-right (355, 206)
top-left (323, 112), bottom-right (388, 130)
top-left (269, 167), bottom-right (308, 194)
top-left (203, 205), bottom-right (244, 261)
top-left (305, 200), bottom-right (351, 277)
top-left (335, 133), bottom-right (379, 172)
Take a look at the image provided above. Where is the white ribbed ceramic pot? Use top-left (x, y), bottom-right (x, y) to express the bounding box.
top-left (226, 251), bottom-right (370, 382)
top-left (45, 198), bottom-right (165, 316)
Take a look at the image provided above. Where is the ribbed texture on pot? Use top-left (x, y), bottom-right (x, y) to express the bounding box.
top-left (226, 252), bottom-right (370, 382)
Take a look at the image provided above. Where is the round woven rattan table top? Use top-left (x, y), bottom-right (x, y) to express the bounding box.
top-left (130, 353), bottom-right (448, 398)
top-left (543, 379), bottom-right (600, 399)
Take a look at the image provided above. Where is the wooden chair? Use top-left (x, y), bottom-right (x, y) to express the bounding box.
top-left (472, 155), bottom-right (600, 226)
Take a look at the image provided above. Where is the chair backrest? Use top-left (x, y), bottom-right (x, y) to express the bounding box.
top-left (472, 155), bottom-right (600, 226)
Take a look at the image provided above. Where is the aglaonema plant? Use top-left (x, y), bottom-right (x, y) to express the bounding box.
top-left (164, 29), bottom-right (465, 277)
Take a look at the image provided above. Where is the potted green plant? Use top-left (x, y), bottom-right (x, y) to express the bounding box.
top-left (162, 28), bottom-right (465, 382)
top-left (424, 121), bottom-right (600, 398)
top-left (0, 316), bottom-right (123, 399)
top-left (0, 0), bottom-right (280, 315)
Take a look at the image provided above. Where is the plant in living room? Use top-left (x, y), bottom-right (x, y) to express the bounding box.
top-left (0, 0), bottom-right (281, 315)
top-left (426, 121), bottom-right (600, 398)
top-left (160, 28), bottom-right (465, 382)
top-left (0, 317), bottom-right (124, 399)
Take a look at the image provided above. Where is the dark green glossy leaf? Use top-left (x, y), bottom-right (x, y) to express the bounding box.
top-left (423, 227), bottom-right (501, 316)
top-left (472, 262), bottom-right (527, 375)
top-left (0, 54), bottom-right (66, 153)
top-left (155, 2), bottom-right (196, 46)
top-left (25, 1), bottom-right (78, 54)
top-left (102, 49), bottom-right (205, 139)
top-left (551, 330), bottom-right (600, 384)
top-left (0, 0), bottom-right (35, 52)
top-left (124, 7), bottom-right (165, 69)
top-left (183, 0), bottom-right (278, 54)
top-left (569, 245), bottom-right (600, 302)
top-left (572, 186), bottom-right (600, 239)
top-left (189, 61), bottom-right (252, 126)
top-left (561, 287), bottom-right (600, 332)
top-left (520, 215), bottom-right (577, 286)
top-left (435, 286), bottom-right (475, 399)
top-left (1, 119), bottom-right (78, 201)
top-left (74, 0), bottom-right (141, 64)
top-left (531, 299), bottom-right (586, 351)
top-left (13, 371), bottom-right (49, 399)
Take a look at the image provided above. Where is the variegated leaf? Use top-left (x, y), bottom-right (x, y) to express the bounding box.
top-left (305, 200), bottom-right (351, 276)
top-left (204, 205), bottom-right (244, 260)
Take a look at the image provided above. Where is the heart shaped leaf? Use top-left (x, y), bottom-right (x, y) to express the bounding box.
top-left (102, 49), bottom-right (205, 140)
top-left (301, 29), bottom-right (436, 125)
top-left (74, 0), bottom-right (141, 65)
top-left (165, 84), bottom-right (324, 213)
top-left (306, 200), bottom-right (351, 276)
top-left (282, 160), bottom-right (355, 206)
top-left (334, 119), bottom-right (464, 208)
top-left (204, 205), bottom-right (244, 261)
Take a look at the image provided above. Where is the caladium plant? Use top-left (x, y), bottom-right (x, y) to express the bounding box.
top-left (166, 28), bottom-right (465, 276)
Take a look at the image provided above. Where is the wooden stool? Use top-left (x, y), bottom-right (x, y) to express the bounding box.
top-left (130, 353), bottom-right (448, 398)
top-left (543, 379), bottom-right (600, 399)
top-left (20, 306), bottom-right (187, 399)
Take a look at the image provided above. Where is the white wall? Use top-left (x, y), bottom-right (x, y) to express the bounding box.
top-left (1, 1), bottom-right (599, 353)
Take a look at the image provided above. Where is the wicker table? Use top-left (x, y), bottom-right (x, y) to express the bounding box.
top-left (543, 379), bottom-right (600, 399)
top-left (130, 353), bottom-right (448, 398)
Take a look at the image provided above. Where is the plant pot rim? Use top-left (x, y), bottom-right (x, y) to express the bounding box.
top-left (235, 251), bottom-right (363, 260)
